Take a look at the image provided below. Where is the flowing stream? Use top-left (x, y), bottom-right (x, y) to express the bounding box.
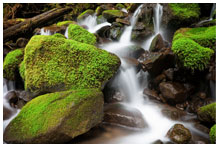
top-left (3, 4), bottom-right (211, 144)
top-left (198, 3), bottom-right (216, 24)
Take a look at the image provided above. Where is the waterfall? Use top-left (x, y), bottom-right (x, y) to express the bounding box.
top-left (143, 3), bottom-right (163, 50)
top-left (119, 4), bottom-right (143, 43)
top-left (153, 3), bottom-right (163, 34)
top-left (78, 14), bottom-right (111, 33)
top-left (198, 3), bottom-right (216, 24)
top-left (3, 79), bottom-right (20, 132)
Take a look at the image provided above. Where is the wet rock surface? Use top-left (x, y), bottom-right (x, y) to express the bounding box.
top-left (167, 124), bottom-right (192, 144)
top-left (104, 103), bottom-right (148, 128)
top-left (159, 82), bottom-right (187, 105)
top-left (149, 34), bottom-right (165, 52)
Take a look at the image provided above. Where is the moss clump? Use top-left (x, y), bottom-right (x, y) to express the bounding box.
top-left (172, 26), bottom-right (215, 71)
top-left (77, 9), bottom-right (94, 21)
top-left (52, 33), bottom-right (66, 39)
top-left (169, 3), bottom-right (200, 20)
top-left (24, 35), bottom-right (120, 96)
top-left (4, 89), bottom-right (104, 143)
top-left (199, 102), bottom-right (216, 122)
top-left (95, 6), bottom-right (104, 16)
top-left (19, 60), bottom-right (25, 81)
top-left (56, 21), bottom-right (76, 27)
top-left (3, 49), bottom-right (24, 80)
top-left (172, 38), bottom-right (213, 71)
top-left (210, 124), bottom-right (216, 144)
top-left (68, 24), bottom-right (96, 45)
top-left (102, 10), bottom-right (126, 20)
top-left (173, 26), bottom-right (216, 50)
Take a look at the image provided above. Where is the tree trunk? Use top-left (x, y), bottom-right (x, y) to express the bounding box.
top-left (3, 7), bottom-right (72, 43)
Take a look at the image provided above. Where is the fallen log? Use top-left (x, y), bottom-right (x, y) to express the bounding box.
top-left (3, 7), bottom-right (72, 43)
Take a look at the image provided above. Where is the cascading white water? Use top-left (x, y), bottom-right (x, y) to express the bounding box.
top-left (78, 14), bottom-right (111, 33)
top-left (101, 4), bottom-right (207, 143)
top-left (143, 3), bottom-right (163, 50)
top-left (3, 79), bottom-right (20, 132)
top-left (119, 5), bottom-right (143, 43)
top-left (198, 3), bottom-right (216, 24)
top-left (40, 28), bottom-right (52, 35)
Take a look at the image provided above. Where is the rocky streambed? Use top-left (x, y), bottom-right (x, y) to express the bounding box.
top-left (3, 3), bottom-right (216, 144)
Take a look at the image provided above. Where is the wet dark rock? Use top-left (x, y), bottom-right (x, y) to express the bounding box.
top-left (187, 95), bottom-right (213, 113)
top-left (131, 28), bottom-right (153, 42)
top-left (116, 18), bottom-right (130, 25)
top-left (140, 49), bottom-right (175, 77)
top-left (176, 102), bottom-right (188, 111)
top-left (152, 139), bottom-right (163, 144)
top-left (3, 107), bottom-right (14, 120)
top-left (109, 26), bottom-right (123, 40)
top-left (16, 99), bottom-right (26, 109)
top-left (133, 22), bottom-right (145, 31)
top-left (104, 89), bottom-right (125, 103)
top-left (194, 123), bottom-right (210, 134)
top-left (143, 88), bottom-right (161, 102)
top-left (159, 82), bottom-right (187, 105)
top-left (153, 74), bottom-right (166, 87)
top-left (104, 103), bottom-right (147, 128)
top-left (15, 90), bottom-right (31, 102)
top-left (16, 38), bottom-right (29, 48)
top-left (138, 4), bottom-right (155, 30)
top-left (161, 104), bottom-right (187, 121)
top-left (149, 34), bottom-right (165, 52)
top-left (96, 25), bottom-right (111, 38)
top-left (127, 3), bottom-right (141, 13)
top-left (163, 68), bottom-right (174, 81)
top-left (167, 124), bottom-right (192, 144)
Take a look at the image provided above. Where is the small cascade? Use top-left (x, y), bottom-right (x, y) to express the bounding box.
top-left (64, 27), bottom-right (68, 38)
top-left (119, 4), bottom-right (143, 43)
top-left (143, 3), bottom-right (163, 50)
top-left (78, 14), bottom-right (111, 33)
top-left (40, 28), bottom-right (52, 35)
top-left (198, 3), bottom-right (216, 24)
top-left (153, 3), bottom-right (163, 35)
top-left (3, 79), bottom-right (20, 131)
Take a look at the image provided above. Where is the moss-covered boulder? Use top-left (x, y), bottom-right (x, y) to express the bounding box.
top-left (19, 60), bottom-right (25, 81)
top-left (4, 89), bottom-right (104, 143)
top-left (210, 124), bottom-right (216, 144)
top-left (56, 21), bottom-right (76, 27)
top-left (68, 24), bottom-right (96, 45)
top-left (24, 35), bottom-right (120, 97)
top-left (77, 9), bottom-right (94, 22)
top-left (102, 10), bottom-right (127, 22)
top-left (167, 3), bottom-right (200, 28)
top-left (197, 102), bottom-right (216, 124)
top-left (3, 49), bottom-right (24, 80)
top-left (172, 26), bottom-right (215, 71)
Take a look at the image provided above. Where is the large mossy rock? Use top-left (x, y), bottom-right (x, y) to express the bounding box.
top-left (102, 10), bottom-right (127, 22)
top-left (166, 3), bottom-right (200, 28)
top-left (23, 35), bottom-right (120, 97)
top-left (4, 89), bottom-right (104, 143)
top-left (172, 26), bottom-right (215, 71)
top-left (68, 24), bottom-right (96, 45)
top-left (210, 124), bottom-right (216, 144)
top-left (3, 49), bottom-right (24, 80)
top-left (197, 102), bottom-right (216, 124)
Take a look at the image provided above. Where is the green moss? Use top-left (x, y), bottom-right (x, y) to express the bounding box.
top-left (52, 33), bottom-right (66, 39)
top-left (56, 21), bottom-right (76, 27)
top-left (19, 60), bottom-right (25, 81)
top-left (77, 9), bottom-right (94, 21)
top-left (174, 26), bottom-right (216, 50)
top-left (169, 3), bottom-right (200, 20)
top-left (4, 89), bottom-right (103, 143)
top-left (210, 124), bottom-right (216, 144)
top-left (68, 24), bottom-right (96, 45)
top-left (3, 49), bottom-right (24, 80)
top-left (95, 6), bottom-right (103, 16)
top-left (102, 10), bottom-right (126, 20)
top-left (24, 35), bottom-right (120, 95)
top-left (199, 102), bottom-right (216, 122)
top-left (172, 26), bottom-right (215, 71)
